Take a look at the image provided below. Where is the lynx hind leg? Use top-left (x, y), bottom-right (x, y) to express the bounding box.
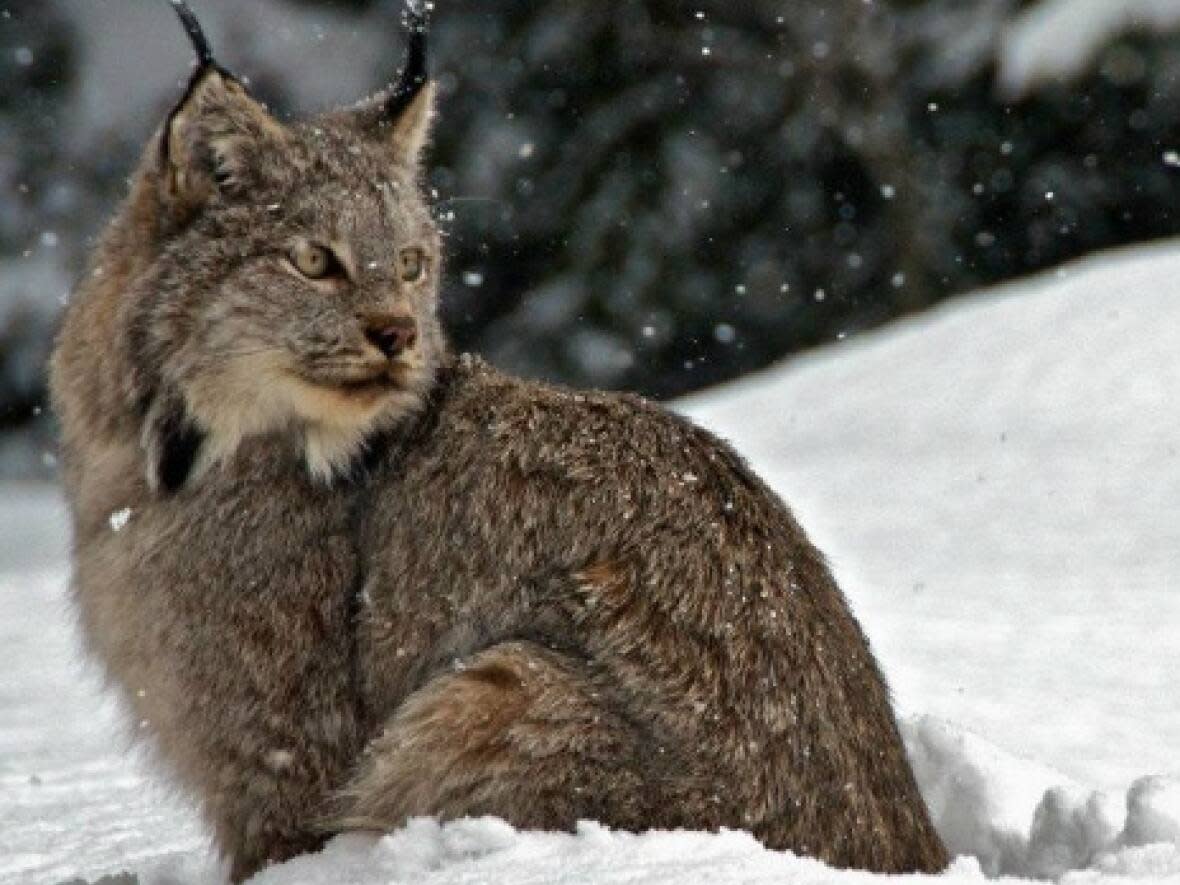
top-left (336, 641), bottom-right (705, 835)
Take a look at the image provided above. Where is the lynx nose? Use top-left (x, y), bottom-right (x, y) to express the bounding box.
top-left (363, 313), bottom-right (418, 359)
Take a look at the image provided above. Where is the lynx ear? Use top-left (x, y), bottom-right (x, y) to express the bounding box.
top-left (159, 2), bottom-right (285, 206)
top-left (351, 6), bottom-right (435, 167)
top-left (384, 79), bottom-right (436, 168)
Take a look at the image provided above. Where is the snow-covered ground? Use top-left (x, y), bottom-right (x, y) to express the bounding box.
top-left (3, 241), bottom-right (1179, 883)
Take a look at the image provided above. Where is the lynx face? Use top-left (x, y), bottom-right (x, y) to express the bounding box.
top-left (125, 57), bottom-right (440, 486)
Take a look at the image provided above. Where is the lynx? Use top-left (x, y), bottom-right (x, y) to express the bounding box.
top-left (49, 3), bottom-right (948, 881)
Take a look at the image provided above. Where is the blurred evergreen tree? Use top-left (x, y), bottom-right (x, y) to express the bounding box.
top-left (2, 0), bottom-right (1180, 474)
top-left (424, 0), bottom-right (924, 396)
top-left (0, 1), bottom-right (75, 456)
top-left (413, 0), bottom-right (1180, 396)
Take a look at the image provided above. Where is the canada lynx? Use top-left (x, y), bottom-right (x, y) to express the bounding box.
top-left (49, 3), bottom-right (947, 881)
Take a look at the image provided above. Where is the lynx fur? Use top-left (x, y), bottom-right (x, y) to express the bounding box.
top-left (49, 4), bottom-right (947, 881)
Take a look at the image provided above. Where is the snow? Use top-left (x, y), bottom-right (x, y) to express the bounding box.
top-left (107, 507), bottom-right (132, 533)
top-left (53, 0), bottom-right (393, 144)
top-left (4, 241), bottom-right (1180, 882)
top-left (998, 0), bottom-right (1180, 97)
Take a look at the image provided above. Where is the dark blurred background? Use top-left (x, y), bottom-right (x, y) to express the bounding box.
top-left (3, 0), bottom-right (1180, 477)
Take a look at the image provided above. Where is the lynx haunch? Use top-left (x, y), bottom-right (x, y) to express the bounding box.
top-left (49, 3), bottom-right (947, 881)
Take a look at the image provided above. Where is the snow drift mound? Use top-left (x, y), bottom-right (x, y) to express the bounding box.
top-left (682, 240), bottom-right (1180, 794)
top-left (126, 763), bottom-right (1180, 885)
top-left (680, 240), bottom-right (1180, 881)
top-left (904, 718), bottom-right (1180, 879)
top-left (143, 723), bottom-right (1180, 885)
top-left (6, 241), bottom-right (1180, 883)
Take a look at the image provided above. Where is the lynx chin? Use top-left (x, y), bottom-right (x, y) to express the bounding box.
top-left (49, 2), bottom-right (948, 881)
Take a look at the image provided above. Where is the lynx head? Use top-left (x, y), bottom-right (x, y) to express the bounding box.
top-left (118, 1), bottom-right (442, 489)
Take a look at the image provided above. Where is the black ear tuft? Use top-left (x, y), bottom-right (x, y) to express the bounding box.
top-left (167, 0), bottom-right (215, 68)
top-left (345, 1), bottom-right (435, 167)
top-left (156, 2), bottom-right (284, 211)
top-left (385, 2), bottom-right (429, 121)
top-left (160, 0), bottom-right (226, 169)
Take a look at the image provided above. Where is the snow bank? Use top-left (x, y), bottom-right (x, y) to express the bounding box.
top-left (903, 718), bottom-right (1180, 880)
top-left (1125, 779), bottom-right (1180, 849)
top-left (131, 723), bottom-right (1178, 885)
top-left (250, 820), bottom-right (868, 885)
top-left (6, 240), bottom-right (1180, 883)
top-left (132, 819), bottom-right (991, 885)
top-left (681, 242), bottom-right (1180, 794)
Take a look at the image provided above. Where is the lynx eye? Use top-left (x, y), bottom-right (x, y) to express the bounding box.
top-left (290, 242), bottom-right (344, 281)
top-left (398, 247), bottom-right (427, 283)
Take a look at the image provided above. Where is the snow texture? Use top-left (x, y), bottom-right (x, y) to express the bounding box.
top-left (998, 0), bottom-right (1180, 96)
top-left (3, 242), bottom-right (1180, 882)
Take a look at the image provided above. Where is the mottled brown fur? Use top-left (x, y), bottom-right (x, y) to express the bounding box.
top-left (344, 357), bottom-right (947, 873)
top-left (50, 11), bottom-right (946, 882)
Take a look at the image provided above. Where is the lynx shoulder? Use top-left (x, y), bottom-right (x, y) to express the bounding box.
top-left (49, 3), bottom-right (946, 880)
